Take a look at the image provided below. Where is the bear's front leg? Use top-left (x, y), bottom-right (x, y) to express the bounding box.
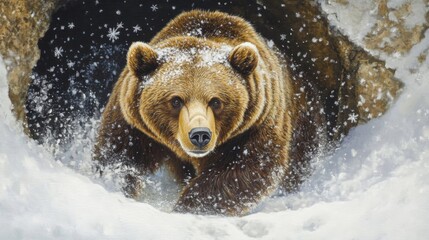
top-left (174, 133), bottom-right (287, 216)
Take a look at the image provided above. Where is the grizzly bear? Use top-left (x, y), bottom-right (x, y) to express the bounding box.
top-left (93, 10), bottom-right (325, 216)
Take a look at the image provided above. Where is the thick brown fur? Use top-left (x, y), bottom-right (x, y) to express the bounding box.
top-left (93, 10), bottom-right (324, 216)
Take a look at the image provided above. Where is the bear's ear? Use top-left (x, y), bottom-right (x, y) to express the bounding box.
top-left (127, 42), bottom-right (158, 77)
top-left (228, 42), bottom-right (259, 75)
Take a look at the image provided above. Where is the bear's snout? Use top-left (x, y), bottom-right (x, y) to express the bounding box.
top-left (176, 101), bottom-right (217, 158)
top-left (189, 127), bottom-right (212, 148)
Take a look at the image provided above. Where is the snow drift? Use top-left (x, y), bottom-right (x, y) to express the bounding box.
top-left (1, 1), bottom-right (429, 239)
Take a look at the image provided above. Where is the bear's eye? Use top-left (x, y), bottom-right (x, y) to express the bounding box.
top-left (209, 98), bottom-right (222, 111)
top-left (171, 96), bottom-right (184, 109)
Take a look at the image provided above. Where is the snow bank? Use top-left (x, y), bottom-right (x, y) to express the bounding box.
top-left (1, 1), bottom-right (429, 239)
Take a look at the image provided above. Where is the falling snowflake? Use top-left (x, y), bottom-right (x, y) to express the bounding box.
top-left (348, 113), bottom-right (359, 123)
top-left (117, 22), bottom-right (124, 29)
top-left (67, 60), bottom-right (75, 68)
top-left (107, 27), bottom-right (120, 42)
top-left (116, 10), bottom-right (121, 15)
top-left (151, 4), bottom-right (158, 11)
top-left (280, 34), bottom-right (287, 41)
top-left (133, 25), bottom-right (142, 33)
top-left (54, 47), bottom-right (64, 58)
top-left (68, 22), bottom-right (75, 29)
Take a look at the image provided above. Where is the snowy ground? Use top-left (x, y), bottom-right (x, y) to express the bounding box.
top-left (1, 1), bottom-right (429, 239)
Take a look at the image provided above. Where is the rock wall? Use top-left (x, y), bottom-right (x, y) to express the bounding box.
top-left (328, 0), bottom-right (428, 128)
top-left (0, 0), bottom-right (58, 129)
top-left (363, 0), bottom-right (428, 56)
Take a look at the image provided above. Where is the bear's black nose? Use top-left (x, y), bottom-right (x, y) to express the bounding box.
top-left (189, 127), bottom-right (212, 148)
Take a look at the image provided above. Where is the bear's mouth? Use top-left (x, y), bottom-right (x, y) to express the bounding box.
top-left (187, 150), bottom-right (211, 158)
top-left (177, 138), bottom-right (212, 158)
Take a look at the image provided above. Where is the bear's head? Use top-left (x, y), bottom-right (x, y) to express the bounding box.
top-left (119, 38), bottom-right (259, 160)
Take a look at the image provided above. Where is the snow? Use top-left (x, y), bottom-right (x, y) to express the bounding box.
top-left (387, 0), bottom-right (427, 29)
top-left (132, 24), bottom-right (142, 33)
top-left (1, 2), bottom-right (429, 239)
top-left (54, 47), bottom-right (64, 58)
top-left (67, 22), bottom-right (75, 29)
top-left (106, 27), bottom-right (120, 42)
top-left (151, 4), bottom-right (159, 12)
top-left (156, 45), bottom-right (232, 69)
top-left (320, 0), bottom-right (379, 42)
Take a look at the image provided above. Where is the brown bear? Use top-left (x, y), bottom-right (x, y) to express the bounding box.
top-left (93, 10), bottom-right (325, 216)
